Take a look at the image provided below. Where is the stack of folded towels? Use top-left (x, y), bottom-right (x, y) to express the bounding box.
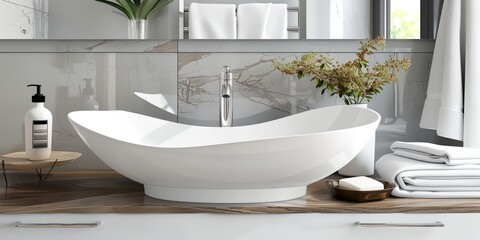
top-left (188, 3), bottom-right (288, 39)
top-left (376, 141), bottom-right (480, 198)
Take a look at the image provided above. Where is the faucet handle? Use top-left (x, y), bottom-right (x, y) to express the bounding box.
top-left (222, 66), bottom-right (231, 73)
top-left (222, 66), bottom-right (233, 82)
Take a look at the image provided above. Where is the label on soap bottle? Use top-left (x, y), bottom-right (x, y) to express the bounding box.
top-left (32, 120), bottom-right (48, 149)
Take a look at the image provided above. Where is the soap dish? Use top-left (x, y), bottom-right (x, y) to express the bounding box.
top-left (325, 179), bottom-right (395, 202)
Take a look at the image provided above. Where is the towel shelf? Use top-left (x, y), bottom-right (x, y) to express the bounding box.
top-left (183, 27), bottom-right (300, 33)
top-left (179, 1), bottom-right (305, 38)
top-left (183, 6), bottom-right (300, 12)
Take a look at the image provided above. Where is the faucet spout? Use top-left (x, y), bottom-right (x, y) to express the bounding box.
top-left (220, 66), bottom-right (233, 127)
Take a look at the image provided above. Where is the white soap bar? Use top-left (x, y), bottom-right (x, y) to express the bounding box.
top-left (338, 176), bottom-right (384, 191)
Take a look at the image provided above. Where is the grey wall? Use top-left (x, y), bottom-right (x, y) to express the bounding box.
top-left (0, 39), bottom-right (455, 171)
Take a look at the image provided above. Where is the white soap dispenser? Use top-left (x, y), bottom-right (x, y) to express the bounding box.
top-left (25, 84), bottom-right (52, 160)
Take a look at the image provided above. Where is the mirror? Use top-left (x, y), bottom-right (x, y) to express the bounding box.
top-left (0, 0), bottom-right (442, 40)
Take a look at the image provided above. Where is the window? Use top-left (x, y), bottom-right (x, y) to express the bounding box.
top-left (390, 0), bottom-right (421, 39)
top-left (373, 0), bottom-right (442, 39)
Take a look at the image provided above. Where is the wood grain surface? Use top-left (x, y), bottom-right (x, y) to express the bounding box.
top-left (1, 171), bottom-right (479, 214)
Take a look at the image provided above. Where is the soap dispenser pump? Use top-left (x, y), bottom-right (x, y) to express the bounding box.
top-left (25, 84), bottom-right (52, 160)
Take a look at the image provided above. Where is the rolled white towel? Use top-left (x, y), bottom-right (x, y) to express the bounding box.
top-left (376, 154), bottom-right (480, 198)
top-left (188, 3), bottom-right (237, 39)
top-left (237, 3), bottom-right (288, 39)
top-left (391, 141), bottom-right (480, 165)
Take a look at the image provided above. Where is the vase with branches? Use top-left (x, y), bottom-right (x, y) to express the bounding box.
top-left (273, 36), bottom-right (411, 176)
top-left (273, 36), bottom-right (411, 105)
top-left (95, 0), bottom-right (173, 39)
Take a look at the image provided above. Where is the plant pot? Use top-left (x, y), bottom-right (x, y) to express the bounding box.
top-left (338, 104), bottom-right (376, 176)
top-left (128, 19), bottom-right (148, 39)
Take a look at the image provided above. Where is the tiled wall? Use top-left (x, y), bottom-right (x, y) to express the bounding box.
top-left (0, 39), bottom-right (453, 170)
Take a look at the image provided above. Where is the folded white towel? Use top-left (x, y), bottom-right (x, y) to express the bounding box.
top-left (237, 3), bottom-right (288, 39)
top-left (188, 3), bottom-right (237, 39)
top-left (376, 154), bottom-right (480, 198)
top-left (391, 141), bottom-right (480, 165)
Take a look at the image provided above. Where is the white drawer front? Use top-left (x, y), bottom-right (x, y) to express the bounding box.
top-left (0, 213), bottom-right (477, 240)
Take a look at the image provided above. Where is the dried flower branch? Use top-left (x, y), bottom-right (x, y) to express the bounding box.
top-left (272, 36), bottom-right (411, 105)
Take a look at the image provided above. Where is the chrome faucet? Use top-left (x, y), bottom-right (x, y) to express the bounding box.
top-left (220, 66), bottom-right (233, 127)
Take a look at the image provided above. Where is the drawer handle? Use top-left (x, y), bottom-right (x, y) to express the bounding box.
top-left (355, 221), bottom-right (445, 228)
top-left (14, 221), bottom-right (101, 228)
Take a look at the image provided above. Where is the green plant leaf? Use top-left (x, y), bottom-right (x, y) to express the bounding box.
top-left (136, 0), bottom-right (153, 19)
top-left (327, 85), bottom-right (334, 92)
top-left (116, 0), bottom-right (137, 18)
top-left (343, 98), bottom-right (350, 105)
top-left (146, 0), bottom-right (174, 20)
top-left (137, 0), bottom-right (159, 19)
top-left (321, 88), bottom-right (326, 95)
top-left (95, 0), bottom-right (134, 19)
top-left (133, 0), bottom-right (140, 5)
top-left (297, 71), bottom-right (304, 79)
top-left (359, 61), bottom-right (367, 68)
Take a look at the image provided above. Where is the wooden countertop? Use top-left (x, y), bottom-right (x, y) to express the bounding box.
top-left (1, 171), bottom-right (479, 214)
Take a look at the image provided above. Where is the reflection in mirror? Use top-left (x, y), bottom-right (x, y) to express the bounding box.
top-left (0, 0), bottom-right (442, 39)
top-left (306, 0), bottom-right (371, 39)
top-left (183, 2), bottom-right (301, 39)
top-left (180, 0), bottom-right (301, 39)
top-left (0, 0), bottom-right (48, 39)
top-left (390, 0), bottom-right (420, 39)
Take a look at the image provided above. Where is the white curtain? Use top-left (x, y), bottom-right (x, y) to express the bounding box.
top-left (420, 0), bottom-right (480, 148)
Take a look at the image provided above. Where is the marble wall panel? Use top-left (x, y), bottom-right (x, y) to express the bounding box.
top-left (178, 51), bottom-right (450, 160)
top-left (178, 52), bottom-right (394, 126)
top-left (2, 0), bottom-right (48, 12)
top-left (0, 0), bottom-right (48, 39)
top-left (0, 40), bottom-right (177, 53)
top-left (177, 39), bottom-right (435, 53)
top-left (0, 52), bottom-right (177, 169)
top-left (116, 53), bottom-right (178, 122)
top-left (178, 53), bottom-right (337, 126)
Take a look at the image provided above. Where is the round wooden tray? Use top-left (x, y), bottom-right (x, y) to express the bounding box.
top-left (1, 151), bottom-right (82, 171)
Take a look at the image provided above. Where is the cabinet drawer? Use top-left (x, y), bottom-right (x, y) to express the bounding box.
top-left (0, 213), bottom-right (478, 240)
